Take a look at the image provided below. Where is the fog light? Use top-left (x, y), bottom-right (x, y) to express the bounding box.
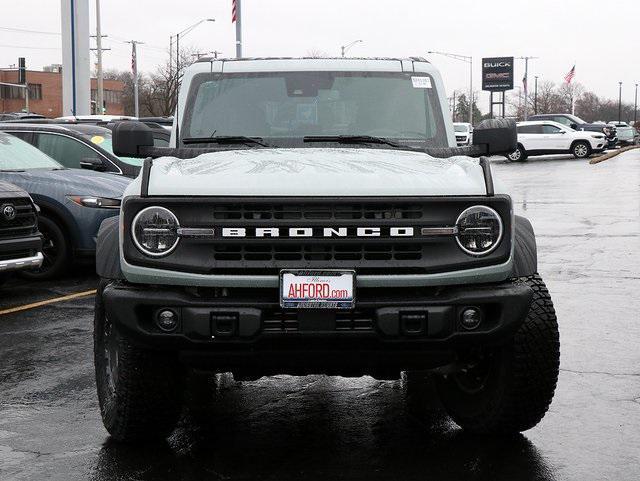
top-left (460, 307), bottom-right (482, 330)
top-left (156, 309), bottom-right (178, 332)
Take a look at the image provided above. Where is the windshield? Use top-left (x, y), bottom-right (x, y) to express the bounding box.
top-left (85, 133), bottom-right (143, 166)
top-left (566, 114), bottom-right (586, 124)
top-left (182, 71), bottom-right (447, 147)
top-left (454, 124), bottom-right (469, 133)
top-left (0, 132), bottom-right (62, 170)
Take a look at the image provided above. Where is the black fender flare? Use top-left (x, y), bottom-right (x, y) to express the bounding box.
top-left (511, 215), bottom-right (538, 278)
top-left (96, 216), bottom-right (123, 279)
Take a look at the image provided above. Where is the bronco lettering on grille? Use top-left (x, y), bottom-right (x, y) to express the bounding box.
top-left (219, 227), bottom-right (415, 238)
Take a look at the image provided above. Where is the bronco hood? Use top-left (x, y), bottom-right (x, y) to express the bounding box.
top-left (141, 148), bottom-right (493, 197)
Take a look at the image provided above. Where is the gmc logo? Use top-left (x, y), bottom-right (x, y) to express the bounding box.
top-left (219, 227), bottom-right (415, 238)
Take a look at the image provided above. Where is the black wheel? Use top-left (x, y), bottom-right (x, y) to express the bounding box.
top-left (433, 274), bottom-right (559, 434)
top-left (94, 279), bottom-right (185, 442)
top-left (572, 141), bottom-right (591, 159)
top-left (20, 215), bottom-right (69, 280)
top-left (507, 145), bottom-right (528, 162)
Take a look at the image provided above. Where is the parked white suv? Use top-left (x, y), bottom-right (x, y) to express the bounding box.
top-left (607, 122), bottom-right (636, 145)
top-left (508, 120), bottom-right (606, 161)
top-left (453, 122), bottom-right (472, 146)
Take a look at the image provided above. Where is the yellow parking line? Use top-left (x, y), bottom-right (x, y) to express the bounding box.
top-left (0, 289), bottom-right (97, 316)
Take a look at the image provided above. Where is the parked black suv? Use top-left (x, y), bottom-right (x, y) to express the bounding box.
top-left (0, 181), bottom-right (42, 282)
top-left (528, 113), bottom-right (617, 148)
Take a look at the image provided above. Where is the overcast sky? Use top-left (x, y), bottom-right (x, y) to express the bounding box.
top-left (1, 0), bottom-right (638, 111)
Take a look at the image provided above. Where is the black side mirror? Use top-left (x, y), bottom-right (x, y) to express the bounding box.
top-left (570, 123), bottom-right (578, 129)
top-left (472, 119), bottom-right (517, 155)
top-left (112, 121), bottom-right (154, 158)
top-left (80, 158), bottom-right (106, 171)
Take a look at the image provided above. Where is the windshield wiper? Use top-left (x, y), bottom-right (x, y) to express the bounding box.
top-left (303, 135), bottom-right (411, 149)
top-left (182, 135), bottom-right (270, 147)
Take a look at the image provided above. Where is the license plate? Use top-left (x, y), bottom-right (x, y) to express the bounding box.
top-left (280, 270), bottom-right (355, 309)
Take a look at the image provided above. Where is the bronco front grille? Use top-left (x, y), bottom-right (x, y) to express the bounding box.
top-left (123, 196), bottom-right (513, 275)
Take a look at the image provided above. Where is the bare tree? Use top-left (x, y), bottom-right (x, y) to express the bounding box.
top-left (558, 82), bottom-right (585, 113)
top-left (142, 47), bottom-right (197, 117)
top-left (534, 80), bottom-right (563, 114)
top-left (305, 49), bottom-right (329, 58)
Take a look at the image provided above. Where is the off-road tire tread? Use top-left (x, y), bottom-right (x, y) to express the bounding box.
top-left (437, 274), bottom-right (559, 434)
top-left (94, 279), bottom-right (184, 442)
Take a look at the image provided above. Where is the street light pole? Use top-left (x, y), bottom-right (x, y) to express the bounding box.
top-left (95, 0), bottom-right (104, 114)
top-left (618, 81), bottom-right (623, 122)
top-left (171, 18), bottom-right (216, 83)
top-left (341, 40), bottom-right (363, 57)
top-left (428, 51), bottom-right (473, 125)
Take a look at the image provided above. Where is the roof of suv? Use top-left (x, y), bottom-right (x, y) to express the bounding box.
top-left (529, 114), bottom-right (574, 118)
top-left (196, 56), bottom-right (429, 64)
top-left (0, 122), bottom-right (110, 136)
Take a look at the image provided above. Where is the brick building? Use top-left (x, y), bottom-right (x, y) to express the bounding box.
top-left (0, 68), bottom-right (125, 117)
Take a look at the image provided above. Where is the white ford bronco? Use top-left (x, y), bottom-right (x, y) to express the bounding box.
top-left (94, 57), bottom-right (559, 442)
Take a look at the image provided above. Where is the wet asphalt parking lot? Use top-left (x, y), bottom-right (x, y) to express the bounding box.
top-left (1, 150), bottom-right (639, 481)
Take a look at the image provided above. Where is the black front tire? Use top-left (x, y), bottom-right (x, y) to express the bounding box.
top-left (20, 215), bottom-right (69, 280)
top-left (94, 279), bottom-right (185, 442)
top-left (433, 274), bottom-right (559, 434)
top-left (507, 145), bottom-right (528, 162)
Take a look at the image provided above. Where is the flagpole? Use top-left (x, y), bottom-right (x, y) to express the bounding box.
top-left (571, 62), bottom-right (576, 115)
top-left (235, 0), bottom-right (242, 58)
top-left (127, 40), bottom-right (143, 117)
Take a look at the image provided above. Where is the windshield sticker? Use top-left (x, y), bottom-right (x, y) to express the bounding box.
top-left (91, 135), bottom-right (105, 145)
top-left (296, 103), bottom-right (318, 124)
top-left (411, 76), bottom-right (432, 89)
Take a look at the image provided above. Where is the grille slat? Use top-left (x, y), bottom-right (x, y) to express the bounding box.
top-left (212, 203), bottom-right (424, 221)
top-left (213, 244), bottom-right (422, 262)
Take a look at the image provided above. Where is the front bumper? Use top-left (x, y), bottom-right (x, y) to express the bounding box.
top-left (103, 279), bottom-right (533, 374)
top-left (0, 235), bottom-right (43, 273)
top-left (0, 253), bottom-right (43, 273)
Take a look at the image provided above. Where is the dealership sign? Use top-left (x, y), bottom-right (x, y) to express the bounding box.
top-left (482, 57), bottom-right (514, 91)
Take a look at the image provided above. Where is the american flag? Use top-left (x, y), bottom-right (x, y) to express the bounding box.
top-left (131, 44), bottom-right (136, 73)
top-left (232, 0), bottom-right (237, 23)
top-left (564, 65), bottom-right (576, 84)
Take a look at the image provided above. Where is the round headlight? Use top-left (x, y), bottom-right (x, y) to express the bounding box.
top-left (132, 206), bottom-right (180, 257)
top-left (455, 206), bottom-right (503, 256)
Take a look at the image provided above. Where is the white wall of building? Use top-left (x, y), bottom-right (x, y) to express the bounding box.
top-left (60, 0), bottom-right (90, 116)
